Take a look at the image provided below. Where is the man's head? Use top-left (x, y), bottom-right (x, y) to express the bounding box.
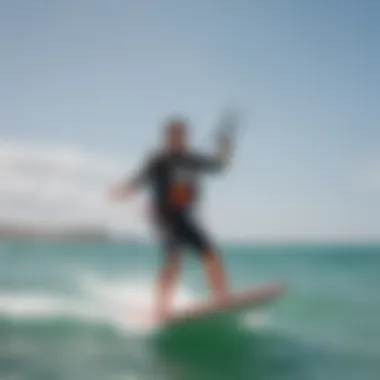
top-left (164, 117), bottom-right (188, 152)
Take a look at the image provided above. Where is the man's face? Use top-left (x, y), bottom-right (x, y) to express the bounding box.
top-left (165, 121), bottom-right (188, 152)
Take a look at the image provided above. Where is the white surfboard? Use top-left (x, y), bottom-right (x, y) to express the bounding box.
top-left (138, 282), bottom-right (286, 329)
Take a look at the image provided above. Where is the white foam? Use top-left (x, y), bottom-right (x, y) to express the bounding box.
top-left (238, 311), bottom-right (273, 330)
top-left (0, 274), bottom-right (199, 334)
top-left (0, 293), bottom-right (98, 320)
top-left (80, 273), bottom-right (198, 332)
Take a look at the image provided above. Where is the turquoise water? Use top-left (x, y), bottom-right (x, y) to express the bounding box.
top-left (0, 241), bottom-right (379, 380)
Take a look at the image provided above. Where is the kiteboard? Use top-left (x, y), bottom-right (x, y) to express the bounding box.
top-left (140, 282), bottom-right (286, 329)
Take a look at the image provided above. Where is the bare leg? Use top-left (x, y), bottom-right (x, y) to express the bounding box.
top-left (202, 251), bottom-right (229, 303)
top-left (156, 253), bottom-right (181, 320)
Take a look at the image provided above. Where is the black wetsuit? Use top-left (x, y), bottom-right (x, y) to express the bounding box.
top-left (132, 150), bottom-right (224, 256)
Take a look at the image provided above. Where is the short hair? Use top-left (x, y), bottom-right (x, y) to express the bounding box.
top-left (164, 116), bottom-right (188, 133)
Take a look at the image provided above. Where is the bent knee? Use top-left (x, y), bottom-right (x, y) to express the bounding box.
top-left (199, 248), bottom-right (220, 261)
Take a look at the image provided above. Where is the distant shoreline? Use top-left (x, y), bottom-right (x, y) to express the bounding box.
top-left (0, 222), bottom-right (140, 243)
top-left (0, 222), bottom-right (378, 246)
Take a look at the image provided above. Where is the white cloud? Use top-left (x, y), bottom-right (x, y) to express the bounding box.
top-left (0, 140), bottom-right (123, 179)
top-left (0, 140), bottom-right (147, 235)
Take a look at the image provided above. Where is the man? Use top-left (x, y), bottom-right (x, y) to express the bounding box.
top-left (109, 116), bottom-right (235, 321)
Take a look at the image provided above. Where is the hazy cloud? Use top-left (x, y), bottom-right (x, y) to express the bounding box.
top-left (0, 140), bottom-right (146, 234)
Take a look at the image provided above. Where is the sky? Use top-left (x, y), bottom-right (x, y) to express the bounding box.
top-left (0, 0), bottom-right (379, 241)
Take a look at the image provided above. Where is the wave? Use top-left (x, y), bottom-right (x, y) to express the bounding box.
top-left (0, 274), bottom-right (274, 338)
top-left (0, 273), bottom-right (200, 335)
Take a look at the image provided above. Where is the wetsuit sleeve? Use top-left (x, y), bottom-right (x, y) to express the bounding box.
top-left (189, 131), bottom-right (232, 173)
top-left (127, 155), bottom-right (155, 189)
top-left (188, 152), bottom-right (226, 173)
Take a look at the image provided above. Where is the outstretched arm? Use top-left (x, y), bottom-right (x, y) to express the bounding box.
top-left (108, 158), bottom-right (152, 202)
top-left (192, 128), bottom-right (234, 173)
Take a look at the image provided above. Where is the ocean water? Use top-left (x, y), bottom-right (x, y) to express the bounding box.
top-left (0, 240), bottom-right (379, 380)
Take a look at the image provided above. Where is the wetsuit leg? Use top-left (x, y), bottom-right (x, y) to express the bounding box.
top-left (155, 212), bottom-right (214, 258)
top-left (174, 212), bottom-right (215, 257)
top-left (155, 215), bottom-right (182, 260)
